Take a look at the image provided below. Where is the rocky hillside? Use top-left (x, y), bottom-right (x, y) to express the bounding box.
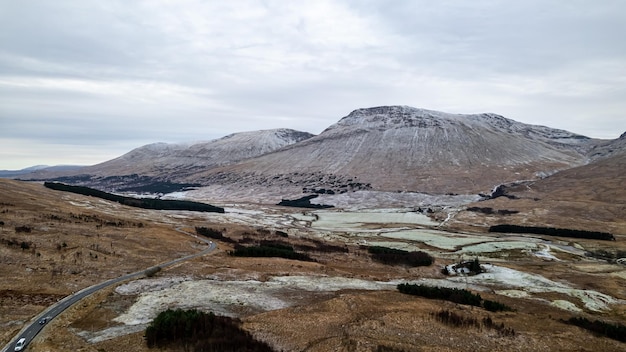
top-left (587, 131), bottom-right (626, 160)
top-left (188, 106), bottom-right (597, 195)
top-left (24, 129), bottom-right (314, 190)
top-left (88, 128), bottom-right (313, 176)
top-left (451, 146), bottom-right (626, 235)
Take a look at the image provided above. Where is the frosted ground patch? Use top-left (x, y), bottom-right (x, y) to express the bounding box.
top-left (312, 190), bottom-right (481, 210)
top-left (113, 276), bottom-right (400, 326)
top-left (76, 266), bottom-right (624, 343)
top-left (452, 264), bottom-right (625, 312)
top-left (309, 211), bottom-right (438, 231)
top-left (380, 229), bottom-right (490, 250)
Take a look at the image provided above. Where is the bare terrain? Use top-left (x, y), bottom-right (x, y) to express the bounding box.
top-left (1, 178), bottom-right (625, 351)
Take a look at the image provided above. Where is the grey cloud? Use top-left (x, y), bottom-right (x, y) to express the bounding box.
top-left (1, 0), bottom-right (625, 169)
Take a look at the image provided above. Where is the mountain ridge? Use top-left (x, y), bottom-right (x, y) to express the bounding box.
top-left (184, 106), bottom-right (601, 195)
top-left (19, 106), bottom-right (624, 201)
top-left (23, 128), bottom-right (314, 182)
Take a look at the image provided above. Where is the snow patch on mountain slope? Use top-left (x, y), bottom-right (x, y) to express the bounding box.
top-left (331, 106), bottom-right (589, 146)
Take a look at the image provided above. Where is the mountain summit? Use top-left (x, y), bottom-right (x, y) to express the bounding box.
top-left (193, 106), bottom-right (593, 195)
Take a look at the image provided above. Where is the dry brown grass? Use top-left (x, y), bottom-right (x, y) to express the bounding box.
top-left (2, 179), bottom-right (625, 351)
top-left (0, 179), bottom-right (200, 346)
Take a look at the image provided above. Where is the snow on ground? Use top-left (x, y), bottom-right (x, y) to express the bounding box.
top-left (451, 264), bottom-right (624, 312)
top-left (113, 276), bottom-right (400, 326)
top-left (456, 241), bottom-right (538, 254)
top-left (495, 289), bottom-right (531, 298)
top-left (162, 191), bottom-right (188, 199)
top-left (380, 229), bottom-right (490, 250)
top-left (313, 190), bottom-right (481, 210)
top-left (97, 274), bottom-right (487, 343)
top-left (69, 206), bottom-right (622, 343)
top-left (533, 244), bottom-right (560, 261)
top-left (310, 211), bottom-right (438, 231)
top-left (114, 276), bottom-right (192, 295)
top-left (72, 325), bottom-right (146, 344)
top-left (550, 300), bottom-right (583, 313)
top-left (82, 263), bottom-right (624, 343)
top-left (452, 264), bottom-right (569, 290)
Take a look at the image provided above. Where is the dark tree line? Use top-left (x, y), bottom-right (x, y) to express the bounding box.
top-left (483, 299), bottom-right (514, 312)
top-left (195, 227), bottom-right (235, 243)
top-left (276, 195), bottom-right (334, 209)
top-left (489, 224), bottom-right (615, 241)
top-left (230, 243), bottom-right (314, 262)
top-left (564, 316), bottom-right (626, 342)
top-left (368, 246), bottom-right (434, 267)
top-left (397, 283), bottom-right (513, 312)
top-left (466, 207), bottom-right (519, 215)
top-left (44, 182), bottom-right (224, 213)
top-left (145, 309), bottom-right (275, 351)
top-left (397, 283), bottom-right (482, 306)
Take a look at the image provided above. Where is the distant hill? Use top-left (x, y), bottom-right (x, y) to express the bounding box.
top-left (21, 129), bottom-right (314, 191)
top-left (0, 165), bottom-right (83, 178)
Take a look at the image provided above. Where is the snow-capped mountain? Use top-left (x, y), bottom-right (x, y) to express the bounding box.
top-left (188, 106), bottom-right (596, 195)
top-left (78, 128), bottom-right (314, 177)
top-left (24, 129), bottom-right (313, 187)
top-left (26, 106), bottom-right (623, 200)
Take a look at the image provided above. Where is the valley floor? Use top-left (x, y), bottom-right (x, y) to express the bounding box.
top-left (1, 180), bottom-right (625, 351)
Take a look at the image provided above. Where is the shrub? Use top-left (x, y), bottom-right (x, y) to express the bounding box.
top-left (145, 309), bottom-right (275, 351)
top-left (482, 316), bottom-right (516, 337)
top-left (259, 240), bottom-right (293, 251)
top-left (230, 245), bottom-right (313, 262)
top-left (431, 309), bottom-right (480, 328)
top-left (430, 310), bottom-right (516, 337)
top-left (368, 246), bottom-right (433, 267)
top-left (276, 195), bottom-right (333, 209)
top-left (397, 283), bottom-right (482, 307)
top-left (144, 266), bottom-right (161, 277)
top-left (483, 299), bottom-right (514, 312)
top-left (564, 316), bottom-right (626, 342)
top-left (15, 225), bottom-right (32, 233)
top-left (195, 226), bottom-right (235, 243)
top-left (489, 224), bottom-right (614, 241)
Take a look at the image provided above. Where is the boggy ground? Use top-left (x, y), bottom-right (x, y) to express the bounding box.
top-left (1, 179), bottom-right (625, 351)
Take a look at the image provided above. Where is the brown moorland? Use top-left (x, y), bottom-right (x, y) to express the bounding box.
top-left (1, 179), bottom-right (625, 352)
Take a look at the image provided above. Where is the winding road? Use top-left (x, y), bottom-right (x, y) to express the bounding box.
top-left (2, 228), bottom-right (216, 352)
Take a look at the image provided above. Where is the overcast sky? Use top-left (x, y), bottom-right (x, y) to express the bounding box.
top-left (1, 0), bottom-right (625, 169)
